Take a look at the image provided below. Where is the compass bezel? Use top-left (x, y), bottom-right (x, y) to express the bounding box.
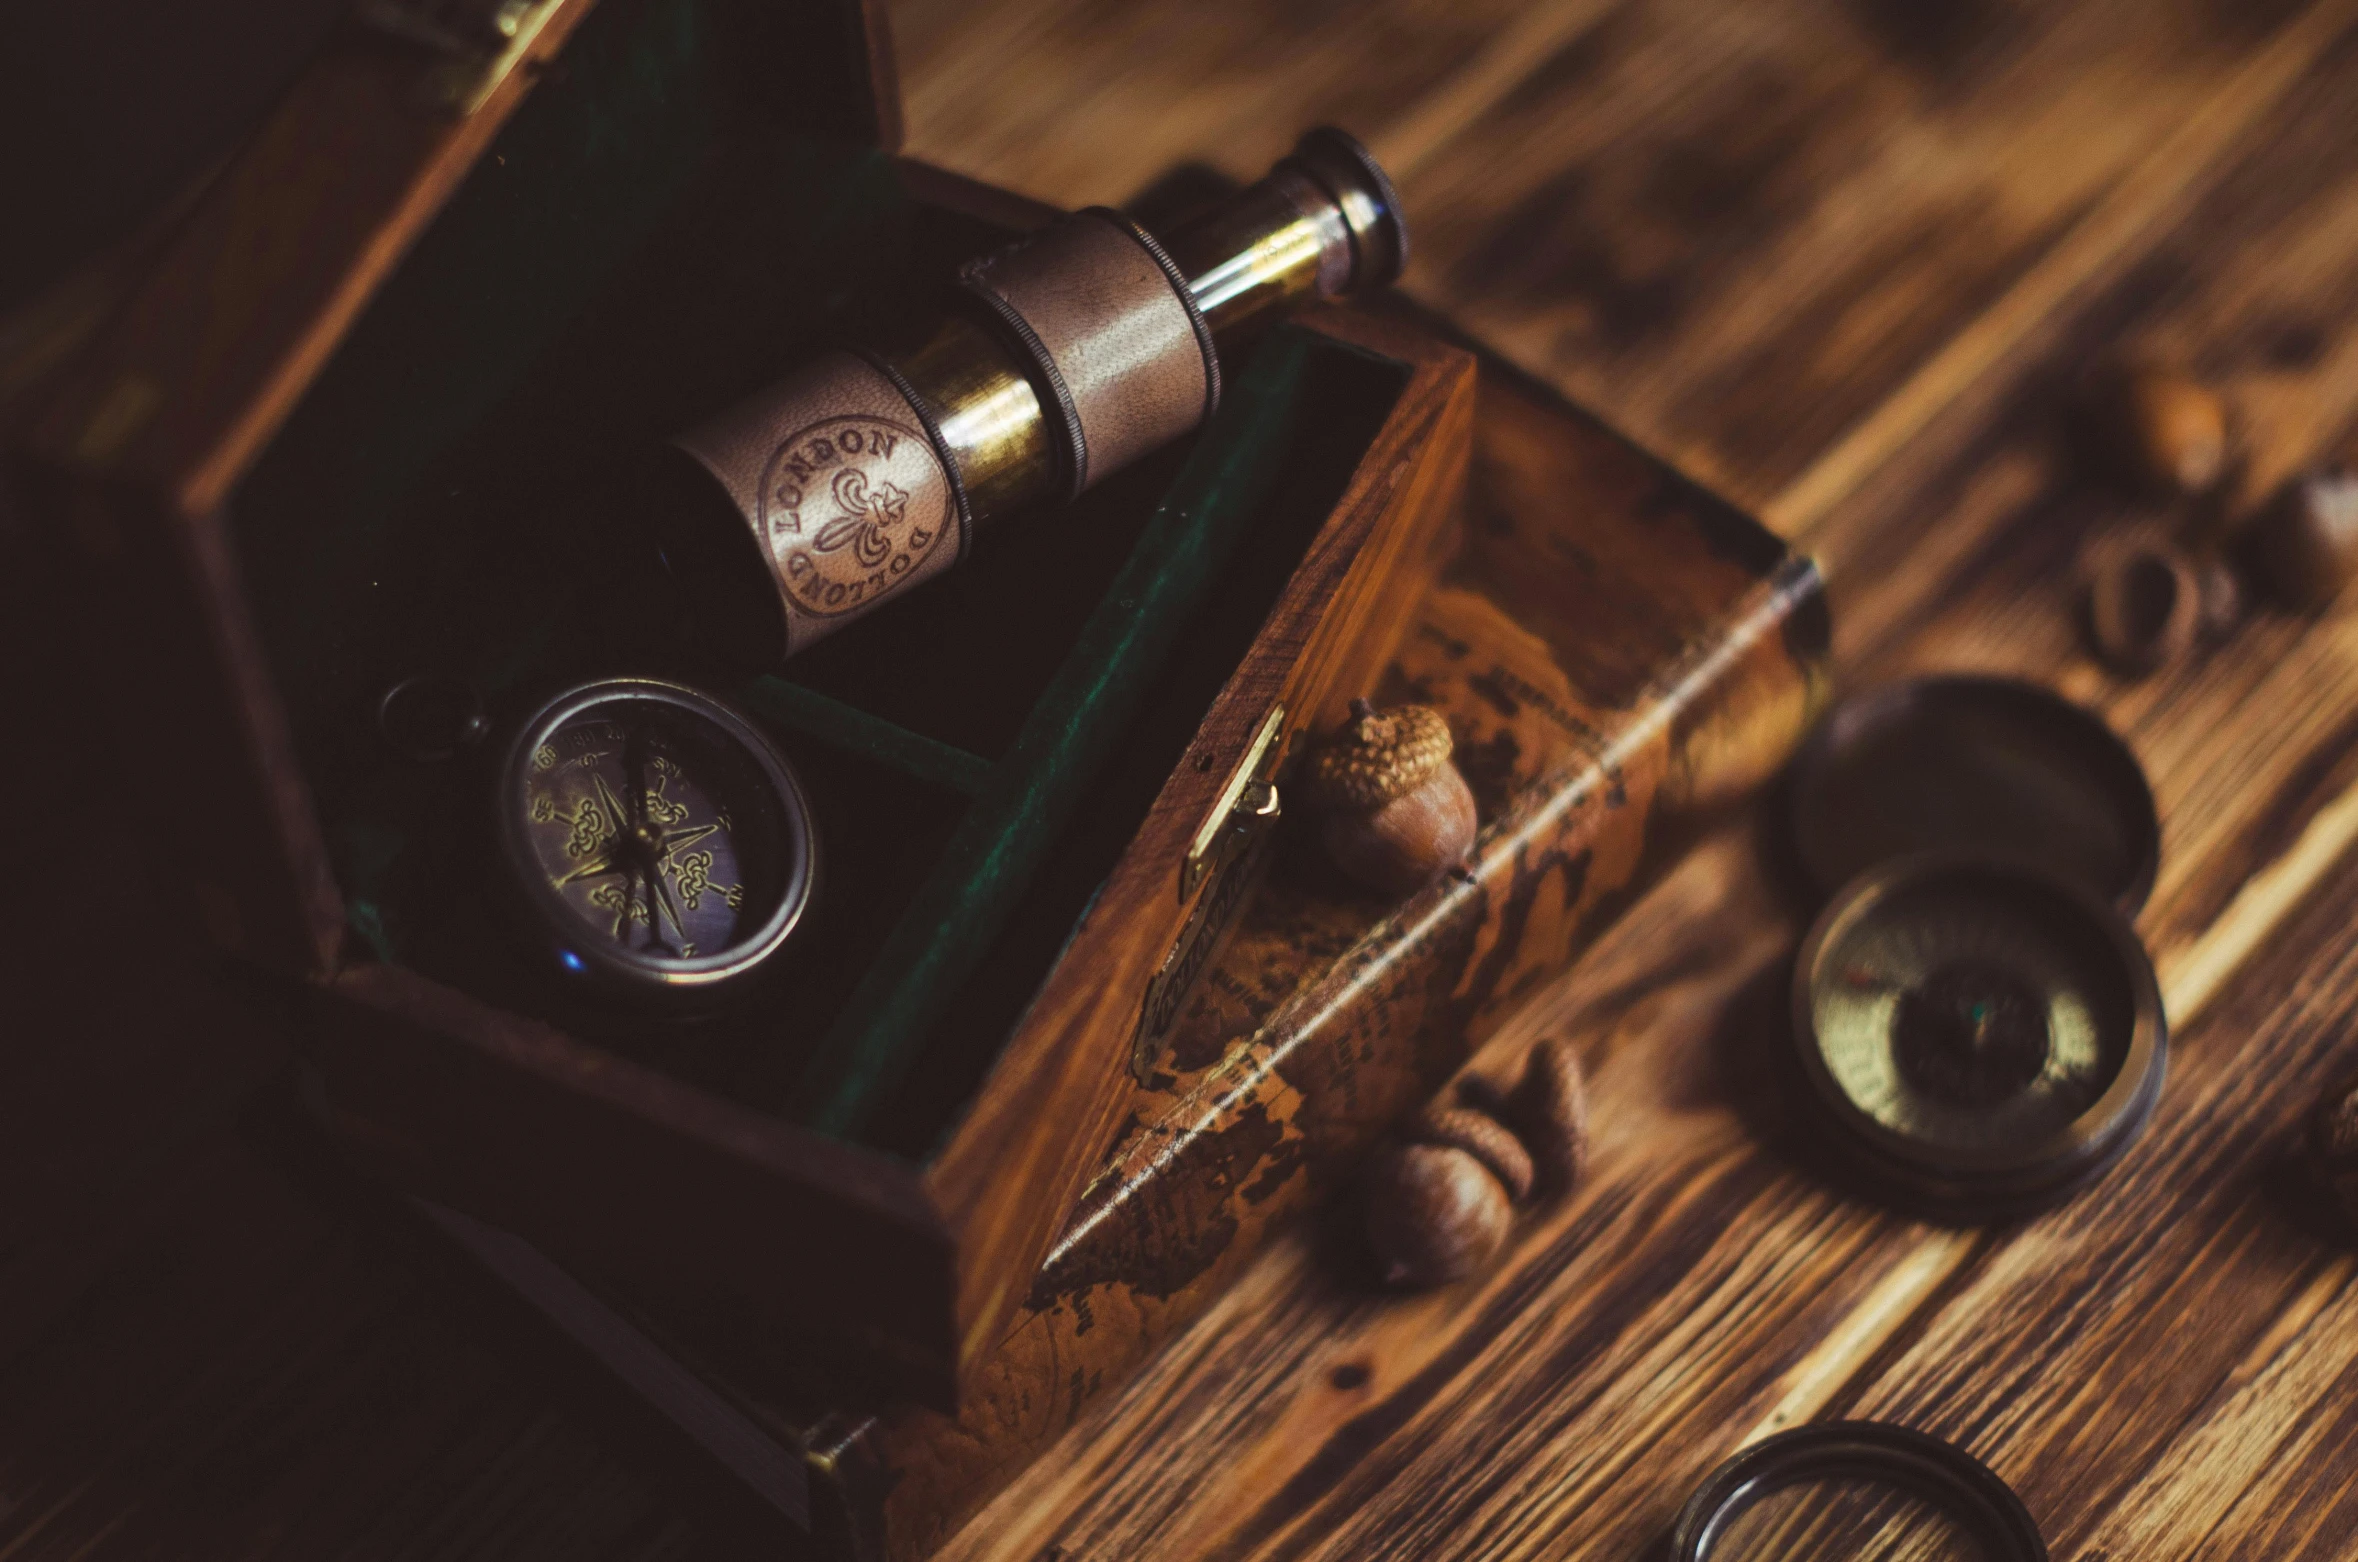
top-left (1672, 1421), bottom-right (2047, 1561)
top-left (1790, 849), bottom-right (2166, 1218)
top-left (495, 677), bottom-right (818, 1005)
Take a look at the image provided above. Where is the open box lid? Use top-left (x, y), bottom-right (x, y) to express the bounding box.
top-left (9, 0), bottom-right (1477, 1410)
top-left (15, 0), bottom-right (898, 976)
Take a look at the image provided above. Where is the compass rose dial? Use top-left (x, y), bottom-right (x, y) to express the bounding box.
top-left (497, 679), bottom-right (816, 1006)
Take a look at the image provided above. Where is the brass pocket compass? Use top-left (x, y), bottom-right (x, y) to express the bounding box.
top-left (1784, 677), bottom-right (2168, 1217)
top-left (1792, 852), bottom-right (2166, 1218)
top-left (495, 678), bottom-right (817, 1008)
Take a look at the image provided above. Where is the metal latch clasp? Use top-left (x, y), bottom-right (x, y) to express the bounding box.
top-left (355, 0), bottom-right (567, 116)
top-left (1137, 703), bottom-right (1291, 1067)
top-left (1181, 703), bottom-right (1287, 902)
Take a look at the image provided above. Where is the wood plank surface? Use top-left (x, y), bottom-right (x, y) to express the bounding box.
top-left (909, 0), bottom-right (2358, 1555)
top-left (15, 0), bottom-right (2358, 1557)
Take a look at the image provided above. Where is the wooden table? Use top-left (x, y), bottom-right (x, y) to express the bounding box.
top-left (11, 0), bottom-right (2358, 1555)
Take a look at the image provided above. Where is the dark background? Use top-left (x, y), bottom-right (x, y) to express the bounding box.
top-left (0, 0), bottom-right (346, 314)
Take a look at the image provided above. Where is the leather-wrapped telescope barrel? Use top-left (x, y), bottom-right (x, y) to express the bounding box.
top-left (668, 128), bottom-right (1409, 661)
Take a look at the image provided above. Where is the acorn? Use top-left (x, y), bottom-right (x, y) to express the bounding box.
top-left (2256, 468), bottom-right (2358, 611)
top-left (1303, 701), bottom-right (1478, 896)
top-left (2085, 535), bottom-right (2203, 676)
top-left (1506, 1035), bottom-right (1590, 1196)
top-left (2086, 361), bottom-right (2231, 497)
top-left (1363, 1140), bottom-right (1514, 1289)
top-left (2305, 1073), bottom-right (2358, 1232)
top-left (1361, 1041), bottom-right (1591, 1291)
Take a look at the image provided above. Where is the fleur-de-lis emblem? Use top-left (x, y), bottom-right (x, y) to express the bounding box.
top-left (813, 467), bottom-right (908, 568)
top-left (669, 848), bottom-right (742, 912)
top-left (564, 799), bottom-right (609, 860)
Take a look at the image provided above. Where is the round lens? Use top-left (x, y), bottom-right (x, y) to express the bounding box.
top-left (1705, 1474), bottom-right (2004, 1560)
top-left (1674, 1424), bottom-right (2046, 1562)
top-left (1807, 872), bottom-right (2127, 1157)
top-left (518, 696), bottom-right (787, 964)
top-left (1790, 854), bottom-right (2166, 1216)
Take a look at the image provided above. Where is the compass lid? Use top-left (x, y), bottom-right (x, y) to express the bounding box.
top-left (1786, 675), bottom-right (2158, 913)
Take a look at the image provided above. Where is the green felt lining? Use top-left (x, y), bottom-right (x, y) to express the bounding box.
top-left (793, 333), bottom-right (1319, 1135)
top-left (736, 676), bottom-right (996, 799)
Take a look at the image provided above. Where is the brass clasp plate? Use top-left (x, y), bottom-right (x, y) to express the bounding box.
top-left (1181, 702), bottom-right (1287, 902)
top-left (1134, 703), bottom-right (1291, 1071)
top-left (355, 0), bottom-right (567, 116)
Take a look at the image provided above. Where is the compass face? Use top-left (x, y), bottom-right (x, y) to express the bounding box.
top-left (498, 680), bottom-right (814, 1002)
top-left (1794, 854), bottom-right (2164, 1213)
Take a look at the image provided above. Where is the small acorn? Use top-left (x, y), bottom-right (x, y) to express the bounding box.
top-left (1363, 1140), bottom-right (1515, 1289)
top-left (2086, 361), bottom-right (2231, 497)
top-left (2256, 468), bottom-right (2358, 611)
top-left (1362, 1041), bottom-right (1590, 1291)
top-left (2305, 1073), bottom-right (2358, 1232)
top-left (1304, 701), bottom-right (1478, 897)
top-left (2085, 536), bottom-right (2203, 676)
top-left (1506, 1035), bottom-right (1591, 1196)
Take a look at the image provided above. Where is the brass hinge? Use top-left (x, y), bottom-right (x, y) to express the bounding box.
top-left (355, 0), bottom-right (566, 116)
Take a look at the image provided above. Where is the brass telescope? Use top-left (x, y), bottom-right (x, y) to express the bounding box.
top-left (660, 128), bottom-right (1409, 663)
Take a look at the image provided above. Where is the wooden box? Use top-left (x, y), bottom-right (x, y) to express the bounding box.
top-left (7, 0), bottom-right (1475, 1414)
top-left (387, 322), bottom-right (1831, 1561)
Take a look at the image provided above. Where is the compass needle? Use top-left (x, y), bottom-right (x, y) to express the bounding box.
top-left (552, 851), bottom-right (629, 888)
top-left (664, 822), bottom-right (720, 854)
top-left (592, 772), bottom-right (636, 852)
top-left (647, 859), bottom-right (685, 946)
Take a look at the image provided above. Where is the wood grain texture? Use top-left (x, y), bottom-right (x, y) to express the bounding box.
top-left (916, 7), bottom-right (2358, 1557)
top-left (897, 0), bottom-right (2347, 522)
top-left (12, 0), bottom-right (2358, 1557)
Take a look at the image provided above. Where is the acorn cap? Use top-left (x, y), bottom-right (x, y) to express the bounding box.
top-left (2085, 535), bottom-right (2202, 677)
top-left (1303, 701), bottom-right (1455, 811)
top-left (1415, 1106), bottom-right (1534, 1203)
top-left (1508, 1037), bottom-right (1590, 1195)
